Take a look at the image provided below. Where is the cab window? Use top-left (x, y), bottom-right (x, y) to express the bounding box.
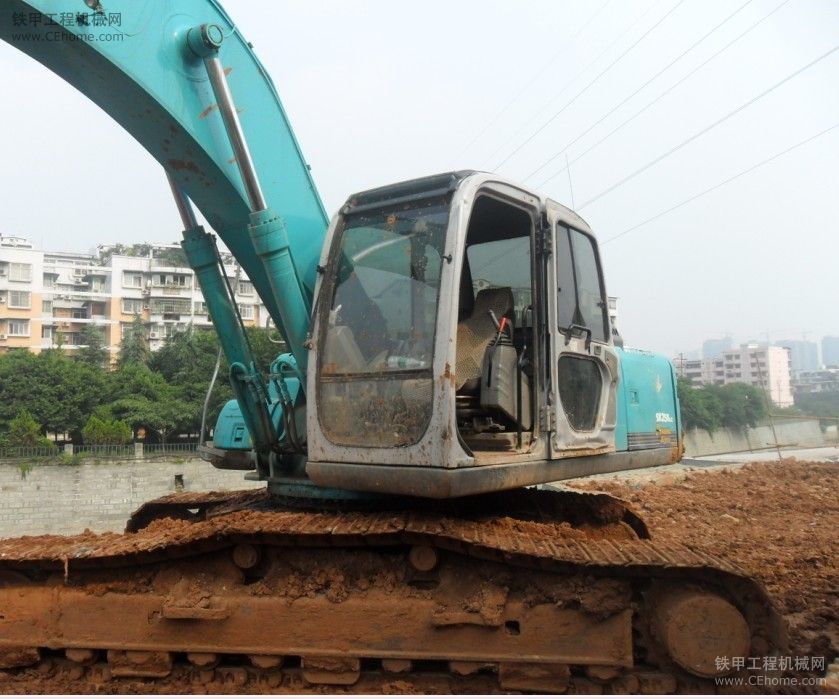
top-left (555, 226), bottom-right (608, 344)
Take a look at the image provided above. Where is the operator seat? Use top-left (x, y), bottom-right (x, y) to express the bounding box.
top-left (455, 287), bottom-right (515, 392)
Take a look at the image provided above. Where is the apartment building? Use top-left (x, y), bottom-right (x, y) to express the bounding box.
top-left (793, 368), bottom-right (839, 395)
top-left (674, 343), bottom-right (793, 407)
top-left (0, 236), bottom-right (267, 361)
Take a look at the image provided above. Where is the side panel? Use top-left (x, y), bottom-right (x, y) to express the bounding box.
top-left (615, 348), bottom-right (681, 455)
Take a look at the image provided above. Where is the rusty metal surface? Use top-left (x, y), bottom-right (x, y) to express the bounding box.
top-left (0, 486), bottom-right (787, 692)
top-left (0, 487), bottom-right (778, 613)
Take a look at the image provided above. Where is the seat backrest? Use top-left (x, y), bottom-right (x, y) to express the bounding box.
top-left (455, 287), bottom-right (514, 390)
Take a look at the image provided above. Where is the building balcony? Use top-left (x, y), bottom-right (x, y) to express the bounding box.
top-left (149, 285), bottom-right (192, 297)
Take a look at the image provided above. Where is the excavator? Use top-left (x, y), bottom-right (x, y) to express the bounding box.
top-left (0, 0), bottom-right (784, 693)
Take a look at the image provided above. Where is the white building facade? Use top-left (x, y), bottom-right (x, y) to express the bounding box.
top-left (675, 343), bottom-right (793, 407)
top-left (0, 236), bottom-right (268, 361)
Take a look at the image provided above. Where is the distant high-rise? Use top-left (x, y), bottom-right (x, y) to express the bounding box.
top-left (823, 336), bottom-right (839, 368)
top-left (702, 336), bottom-right (732, 359)
top-left (779, 340), bottom-right (819, 373)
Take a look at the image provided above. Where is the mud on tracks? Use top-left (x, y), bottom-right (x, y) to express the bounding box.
top-left (572, 459), bottom-right (839, 685)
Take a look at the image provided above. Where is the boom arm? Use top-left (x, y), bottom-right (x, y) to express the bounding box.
top-left (2, 0), bottom-right (329, 462)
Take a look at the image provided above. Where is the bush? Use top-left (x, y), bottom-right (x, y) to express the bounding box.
top-left (81, 416), bottom-right (133, 445)
top-left (5, 409), bottom-right (53, 448)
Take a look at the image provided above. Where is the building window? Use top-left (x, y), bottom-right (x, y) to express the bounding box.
top-left (122, 298), bottom-right (144, 314)
top-left (90, 278), bottom-right (105, 292)
top-left (41, 325), bottom-right (53, 340)
top-left (238, 304), bottom-right (254, 320)
top-left (9, 263), bottom-right (32, 282)
top-left (122, 271), bottom-right (144, 288)
top-left (8, 290), bottom-right (31, 309)
top-left (8, 320), bottom-right (30, 337)
top-left (194, 301), bottom-right (208, 314)
top-left (238, 280), bottom-right (254, 296)
top-left (42, 299), bottom-right (52, 314)
top-left (43, 273), bottom-right (57, 289)
top-left (151, 298), bottom-right (190, 315)
top-left (154, 273), bottom-right (189, 287)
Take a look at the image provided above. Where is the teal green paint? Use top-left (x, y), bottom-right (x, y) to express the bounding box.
top-left (2, 0), bottom-right (328, 346)
top-left (249, 209), bottom-right (312, 373)
top-left (181, 225), bottom-right (277, 451)
top-left (615, 348), bottom-right (681, 451)
top-left (214, 400), bottom-right (253, 450)
top-left (1, 1), bottom-right (328, 458)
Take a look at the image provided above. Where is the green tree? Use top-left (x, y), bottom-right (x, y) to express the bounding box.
top-left (82, 415), bottom-right (133, 444)
top-left (6, 409), bottom-right (47, 447)
top-left (678, 379), bottom-right (768, 433)
top-left (0, 349), bottom-right (105, 439)
top-left (677, 378), bottom-right (720, 433)
top-left (118, 314), bottom-right (149, 367)
top-left (245, 325), bottom-right (287, 373)
top-left (105, 362), bottom-right (192, 441)
top-left (75, 323), bottom-right (110, 368)
top-left (716, 383), bottom-right (767, 430)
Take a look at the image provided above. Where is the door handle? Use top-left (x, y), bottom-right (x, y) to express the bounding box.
top-left (563, 324), bottom-right (592, 351)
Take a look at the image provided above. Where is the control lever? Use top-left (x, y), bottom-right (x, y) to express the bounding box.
top-left (488, 310), bottom-right (512, 346)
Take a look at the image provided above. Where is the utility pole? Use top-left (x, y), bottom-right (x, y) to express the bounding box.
top-left (753, 348), bottom-right (782, 460)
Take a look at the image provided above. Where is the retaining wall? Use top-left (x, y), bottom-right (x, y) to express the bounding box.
top-left (684, 418), bottom-right (829, 457)
top-left (0, 458), bottom-right (260, 538)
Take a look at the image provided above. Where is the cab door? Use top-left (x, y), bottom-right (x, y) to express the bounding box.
top-left (544, 202), bottom-right (619, 456)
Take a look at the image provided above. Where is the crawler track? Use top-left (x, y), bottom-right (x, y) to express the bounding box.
top-left (0, 488), bottom-right (786, 693)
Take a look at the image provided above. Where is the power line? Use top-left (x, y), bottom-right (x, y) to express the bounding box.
top-left (600, 119), bottom-right (839, 245)
top-left (479, 0), bottom-right (667, 169)
top-left (455, 0), bottom-right (613, 162)
top-left (578, 42), bottom-right (839, 210)
top-left (537, 0), bottom-right (792, 189)
top-left (494, 0), bottom-right (686, 170)
top-left (523, 0), bottom-right (755, 183)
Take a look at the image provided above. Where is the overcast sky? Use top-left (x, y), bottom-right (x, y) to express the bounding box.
top-left (1, 0), bottom-right (837, 359)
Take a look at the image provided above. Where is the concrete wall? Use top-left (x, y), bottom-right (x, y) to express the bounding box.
top-left (684, 418), bottom-right (829, 457)
top-left (0, 459), bottom-right (260, 538)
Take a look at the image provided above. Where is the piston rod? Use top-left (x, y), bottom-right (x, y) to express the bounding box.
top-left (203, 53), bottom-right (267, 213)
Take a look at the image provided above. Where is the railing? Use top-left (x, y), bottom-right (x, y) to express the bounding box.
top-left (72, 444), bottom-right (135, 458)
top-left (0, 445), bottom-right (60, 460)
top-left (0, 442), bottom-right (199, 462)
top-left (142, 443), bottom-right (199, 456)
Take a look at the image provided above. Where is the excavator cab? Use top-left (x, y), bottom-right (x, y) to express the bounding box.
top-left (306, 171), bottom-right (680, 498)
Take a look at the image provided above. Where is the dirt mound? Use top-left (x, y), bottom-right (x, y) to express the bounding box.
top-left (576, 459), bottom-right (838, 674)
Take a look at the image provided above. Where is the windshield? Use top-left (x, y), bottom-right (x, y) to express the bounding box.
top-left (317, 196), bottom-right (450, 448)
top-left (321, 198), bottom-right (448, 375)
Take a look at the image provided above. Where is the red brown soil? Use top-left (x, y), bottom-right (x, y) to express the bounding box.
top-left (573, 459), bottom-right (839, 671)
top-left (1, 459), bottom-right (835, 694)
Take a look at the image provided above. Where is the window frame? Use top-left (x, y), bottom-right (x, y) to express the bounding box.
top-left (7, 319), bottom-right (30, 337)
top-left (122, 298), bottom-right (144, 315)
top-left (8, 290), bottom-right (31, 309)
top-left (122, 271), bottom-right (144, 288)
top-left (555, 225), bottom-right (610, 345)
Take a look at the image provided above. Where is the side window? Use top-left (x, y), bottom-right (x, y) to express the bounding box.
top-left (555, 227), bottom-right (576, 331)
top-left (569, 229), bottom-right (608, 344)
top-left (555, 225), bottom-right (608, 344)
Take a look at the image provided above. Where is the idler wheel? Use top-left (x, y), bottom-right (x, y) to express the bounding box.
top-left (652, 588), bottom-right (750, 677)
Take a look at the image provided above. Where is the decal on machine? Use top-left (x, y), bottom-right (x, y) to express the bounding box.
top-left (656, 412), bottom-right (674, 423)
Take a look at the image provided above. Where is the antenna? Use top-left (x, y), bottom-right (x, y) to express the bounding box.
top-left (565, 153), bottom-right (576, 210)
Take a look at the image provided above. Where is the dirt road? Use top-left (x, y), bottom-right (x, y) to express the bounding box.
top-left (572, 458), bottom-right (838, 687)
